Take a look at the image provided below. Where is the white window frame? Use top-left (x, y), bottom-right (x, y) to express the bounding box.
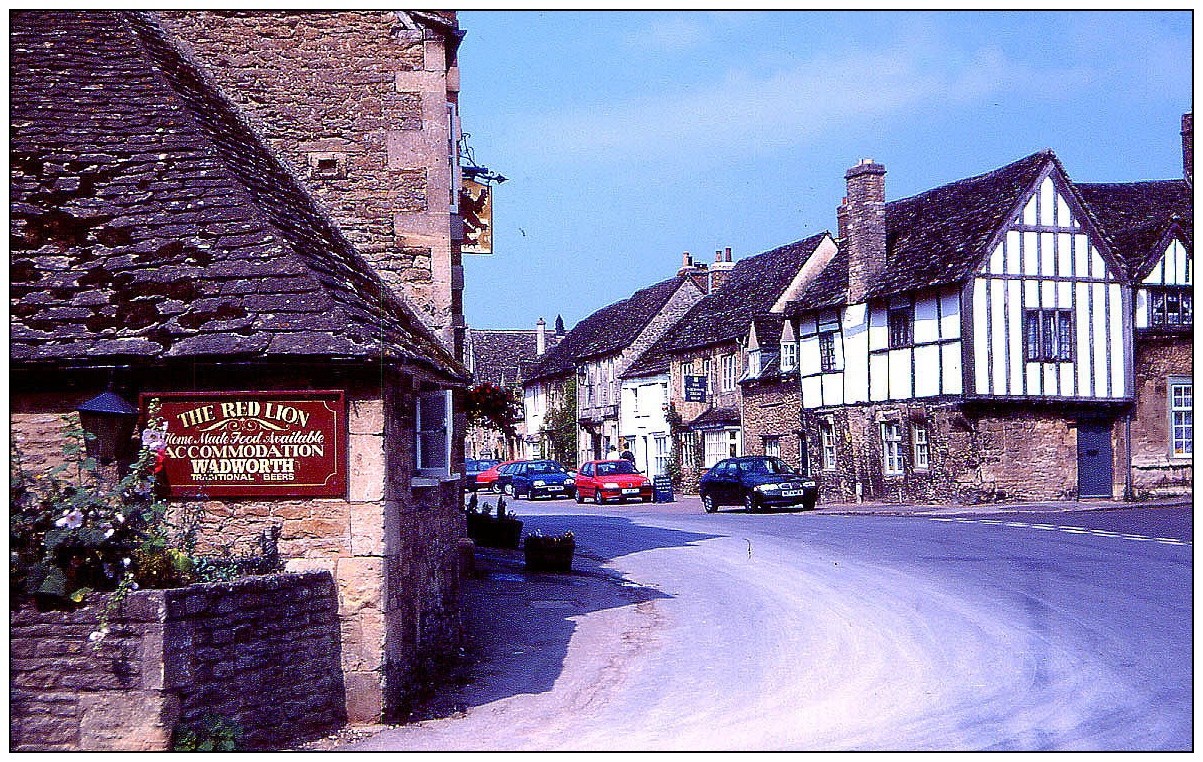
top-left (747, 348), bottom-right (761, 378)
top-left (780, 340), bottom-right (798, 371)
top-left (882, 421), bottom-right (904, 476)
top-left (416, 389), bottom-right (452, 477)
top-left (763, 435), bottom-right (781, 458)
top-left (653, 434), bottom-right (670, 477)
top-left (912, 426), bottom-right (929, 471)
top-left (721, 354), bottom-right (738, 392)
top-left (1169, 377), bottom-right (1193, 458)
top-left (820, 421), bottom-right (837, 471)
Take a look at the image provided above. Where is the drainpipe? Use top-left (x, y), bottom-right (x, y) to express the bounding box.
top-left (1124, 412), bottom-right (1134, 501)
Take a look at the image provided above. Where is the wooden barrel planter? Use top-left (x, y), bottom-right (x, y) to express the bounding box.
top-left (523, 532), bottom-right (575, 573)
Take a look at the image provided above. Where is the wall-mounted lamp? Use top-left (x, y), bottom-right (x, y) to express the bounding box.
top-left (76, 390), bottom-right (140, 464)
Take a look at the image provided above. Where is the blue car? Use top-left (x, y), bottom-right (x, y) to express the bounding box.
top-left (699, 456), bottom-right (817, 513)
top-left (502, 460), bottom-right (576, 500)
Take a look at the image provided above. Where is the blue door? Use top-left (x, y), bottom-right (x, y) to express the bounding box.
top-left (1077, 422), bottom-right (1113, 499)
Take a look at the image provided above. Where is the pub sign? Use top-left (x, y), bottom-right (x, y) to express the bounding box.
top-left (142, 391), bottom-right (347, 498)
top-left (459, 178), bottom-right (493, 255)
top-left (684, 375), bottom-right (708, 403)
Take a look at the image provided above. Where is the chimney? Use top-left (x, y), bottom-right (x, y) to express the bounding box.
top-left (1182, 112), bottom-right (1193, 185)
top-left (844, 159), bottom-right (887, 304)
top-left (536, 317), bottom-right (546, 356)
top-left (709, 246), bottom-right (735, 293)
top-left (836, 197), bottom-right (849, 240)
top-left (678, 251), bottom-right (710, 293)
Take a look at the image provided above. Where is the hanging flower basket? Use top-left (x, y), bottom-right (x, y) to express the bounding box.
top-left (523, 531), bottom-right (575, 573)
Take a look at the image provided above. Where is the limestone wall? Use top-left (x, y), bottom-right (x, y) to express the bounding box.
top-left (10, 572), bottom-right (343, 751)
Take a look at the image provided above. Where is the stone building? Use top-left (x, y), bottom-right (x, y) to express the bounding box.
top-left (10, 10), bottom-right (470, 726)
top-left (739, 314), bottom-right (804, 469)
top-left (523, 274), bottom-right (705, 466)
top-left (158, 10), bottom-right (468, 358)
top-left (463, 318), bottom-right (564, 460)
top-left (621, 236), bottom-right (832, 491)
top-left (785, 119), bottom-right (1191, 504)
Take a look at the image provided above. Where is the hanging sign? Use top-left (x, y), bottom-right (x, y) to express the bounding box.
top-left (684, 375), bottom-right (708, 403)
top-left (460, 178), bottom-right (493, 255)
top-left (142, 391), bottom-right (347, 498)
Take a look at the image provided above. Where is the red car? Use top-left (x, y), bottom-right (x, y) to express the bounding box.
top-left (475, 459), bottom-right (526, 493)
top-left (574, 459), bottom-right (654, 504)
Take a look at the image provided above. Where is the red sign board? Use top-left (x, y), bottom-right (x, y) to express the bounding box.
top-left (142, 391), bottom-right (347, 498)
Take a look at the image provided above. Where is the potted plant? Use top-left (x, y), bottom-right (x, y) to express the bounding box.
top-left (523, 530), bottom-right (575, 573)
top-left (464, 494), bottom-right (523, 549)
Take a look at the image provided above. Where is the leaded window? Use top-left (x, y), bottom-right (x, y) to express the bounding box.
top-left (1024, 308), bottom-right (1074, 362)
top-left (1170, 379), bottom-right (1193, 457)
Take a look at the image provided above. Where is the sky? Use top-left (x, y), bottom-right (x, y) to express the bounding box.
top-left (455, 10), bottom-right (1193, 331)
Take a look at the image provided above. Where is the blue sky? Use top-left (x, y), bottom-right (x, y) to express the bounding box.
top-left (455, 10), bottom-right (1192, 331)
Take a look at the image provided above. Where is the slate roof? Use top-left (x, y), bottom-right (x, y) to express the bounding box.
top-left (789, 151), bottom-right (1054, 311)
top-left (623, 233), bottom-right (827, 378)
top-left (687, 406), bottom-right (740, 430)
top-left (10, 11), bottom-right (466, 381)
top-left (468, 329), bottom-right (561, 388)
top-left (1076, 179), bottom-right (1193, 279)
top-left (525, 276), bottom-right (693, 382)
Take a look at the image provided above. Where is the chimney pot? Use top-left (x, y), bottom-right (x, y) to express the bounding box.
top-left (715, 250), bottom-right (723, 263)
top-left (536, 317), bottom-right (546, 356)
top-left (725, 247), bottom-right (732, 262)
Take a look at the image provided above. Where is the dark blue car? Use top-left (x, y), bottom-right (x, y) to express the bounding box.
top-left (699, 456), bottom-right (817, 513)
top-left (502, 459), bottom-right (576, 500)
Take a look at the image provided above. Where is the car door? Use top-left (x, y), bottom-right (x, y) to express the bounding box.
top-left (579, 462), bottom-right (595, 498)
top-left (707, 460), bottom-right (733, 504)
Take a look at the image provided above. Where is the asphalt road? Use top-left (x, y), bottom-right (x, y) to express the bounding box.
top-left (345, 498), bottom-right (1192, 751)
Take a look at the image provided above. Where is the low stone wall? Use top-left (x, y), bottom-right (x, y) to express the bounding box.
top-left (10, 571), bottom-right (344, 751)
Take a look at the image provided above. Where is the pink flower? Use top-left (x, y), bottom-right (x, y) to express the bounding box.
top-left (55, 509), bottom-right (84, 529)
top-left (141, 427), bottom-right (167, 453)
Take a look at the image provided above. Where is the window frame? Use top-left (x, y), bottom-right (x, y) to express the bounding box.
top-left (888, 306), bottom-right (914, 349)
top-left (1149, 287), bottom-right (1193, 329)
top-left (881, 421), bottom-right (904, 476)
top-left (818, 330), bottom-right (838, 373)
top-left (911, 425), bottom-right (930, 471)
top-left (780, 340), bottom-right (798, 372)
top-left (721, 354), bottom-right (739, 392)
top-left (763, 435), bottom-right (781, 458)
top-left (415, 388), bottom-right (453, 478)
top-left (1169, 377), bottom-right (1193, 459)
top-left (819, 421), bottom-right (837, 472)
top-left (1023, 308), bottom-right (1074, 363)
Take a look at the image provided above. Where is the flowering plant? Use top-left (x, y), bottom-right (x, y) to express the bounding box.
top-left (464, 382), bottom-right (521, 437)
top-left (9, 399), bottom-right (178, 610)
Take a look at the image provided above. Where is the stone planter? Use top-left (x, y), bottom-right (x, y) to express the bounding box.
top-left (465, 514), bottom-right (523, 549)
top-left (523, 534), bottom-right (575, 573)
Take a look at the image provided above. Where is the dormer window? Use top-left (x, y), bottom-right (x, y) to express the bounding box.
top-left (780, 341), bottom-right (797, 371)
top-left (1150, 288), bottom-right (1192, 328)
top-left (747, 347), bottom-right (761, 377)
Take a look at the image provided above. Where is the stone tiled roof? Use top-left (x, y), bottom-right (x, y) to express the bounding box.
top-left (623, 233), bottom-right (827, 378)
top-left (1076, 179), bottom-right (1193, 279)
top-left (687, 405), bottom-right (740, 430)
top-left (468, 329), bottom-right (561, 388)
top-left (525, 277), bottom-right (693, 382)
top-left (10, 11), bottom-right (466, 381)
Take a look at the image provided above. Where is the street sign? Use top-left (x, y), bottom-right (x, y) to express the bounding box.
top-left (684, 375), bottom-right (707, 402)
top-left (653, 475), bottom-right (674, 503)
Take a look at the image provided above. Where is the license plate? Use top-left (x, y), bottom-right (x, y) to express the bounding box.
top-left (621, 488), bottom-right (640, 495)
top-left (546, 485), bottom-right (563, 491)
top-left (781, 489), bottom-right (804, 497)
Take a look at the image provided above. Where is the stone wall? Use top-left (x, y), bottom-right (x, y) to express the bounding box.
top-left (806, 400), bottom-right (1096, 504)
top-left (10, 367), bottom-right (467, 725)
top-left (159, 10), bottom-right (462, 349)
top-left (740, 377), bottom-right (803, 472)
top-left (1129, 336), bottom-right (1193, 496)
top-left (10, 572), bottom-right (343, 751)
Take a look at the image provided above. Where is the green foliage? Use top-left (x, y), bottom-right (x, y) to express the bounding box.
top-left (172, 713), bottom-right (243, 752)
top-left (464, 382), bottom-right (521, 438)
top-left (539, 377), bottom-right (578, 467)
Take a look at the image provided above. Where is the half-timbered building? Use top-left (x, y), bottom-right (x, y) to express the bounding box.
top-left (787, 121), bottom-right (1192, 504)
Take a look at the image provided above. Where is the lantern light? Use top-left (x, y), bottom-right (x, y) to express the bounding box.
top-left (76, 390), bottom-right (140, 464)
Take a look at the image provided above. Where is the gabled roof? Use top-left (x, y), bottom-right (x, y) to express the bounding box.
top-left (623, 233), bottom-right (828, 378)
top-left (468, 329), bottom-right (561, 388)
top-left (525, 276), bottom-right (694, 382)
top-left (10, 11), bottom-right (466, 381)
top-left (1076, 179), bottom-right (1193, 280)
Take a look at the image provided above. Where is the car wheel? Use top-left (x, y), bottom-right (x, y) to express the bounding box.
top-left (503, 483), bottom-right (514, 496)
top-left (744, 493), bottom-right (760, 513)
top-left (802, 498), bottom-right (817, 511)
top-left (593, 490), bottom-right (604, 505)
top-left (489, 482), bottom-right (501, 494)
top-left (702, 493), bottom-right (717, 513)
top-left (575, 490), bottom-right (584, 504)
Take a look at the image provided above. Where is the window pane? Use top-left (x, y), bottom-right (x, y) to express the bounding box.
top-left (1057, 311), bottom-right (1074, 361)
top-left (1025, 310), bottom-right (1040, 361)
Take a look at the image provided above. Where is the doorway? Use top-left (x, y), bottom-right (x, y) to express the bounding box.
top-left (1077, 421), bottom-right (1113, 499)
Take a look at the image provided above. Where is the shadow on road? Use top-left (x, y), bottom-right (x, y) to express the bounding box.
top-left (414, 514), bottom-right (720, 720)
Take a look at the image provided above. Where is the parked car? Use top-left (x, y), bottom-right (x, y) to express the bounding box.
top-left (464, 458), bottom-right (500, 490)
top-left (574, 459), bottom-right (654, 504)
top-left (502, 460), bottom-right (576, 500)
top-left (475, 459), bottom-right (525, 493)
top-left (699, 456), bottom-right (817, 513)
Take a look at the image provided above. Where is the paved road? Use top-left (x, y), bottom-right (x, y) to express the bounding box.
top-left (345, 498), bottom-right (1192, 751)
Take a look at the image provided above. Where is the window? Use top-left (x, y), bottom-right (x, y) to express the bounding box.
top-left (747, 348), bottom-right (761, 378)
top-left (881, 422), bottom-right (904, 475)
top-left (912, 426), bottom-right (930, 471)
top-left (888, 306), bottom-right (914, 349)
top-left (819, 331), bottom-right (838, 373)
top-left (416, 389), bottom-right (451, 476)
top-left (1150, 288), bottom-right (1193, 328)
top-left (702, 358), bottom-right (713, 388)
top-left (721, 354), bottom-right (739, 392)
top-left (1170, 379), bottom-right (1193, 457)
top-left (763, 436), bottom-right (781, 458)
top-left (703, 431), bottom-right (727, 467)
top-left (653, 434), bottom-right (670, 477)
top-left (820, 421), bottom-right (837, 471)
top-left (780, 340), bottom-right (798, 371)
top-left (727, 429), bottom-right (740, 458)
top-left (1024, 309), bottom-right (1074, 362)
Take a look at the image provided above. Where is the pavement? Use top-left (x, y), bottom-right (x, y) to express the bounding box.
top-left (810, 492), bottom-right (1194, 516)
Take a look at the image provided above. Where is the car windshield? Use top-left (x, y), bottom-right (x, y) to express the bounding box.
top-left (528, 462), bottom-right (565, 475)
top-left (741, 457), bottom-right (793, 475)
top-left (596, 461), bottom-right (638, 476)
